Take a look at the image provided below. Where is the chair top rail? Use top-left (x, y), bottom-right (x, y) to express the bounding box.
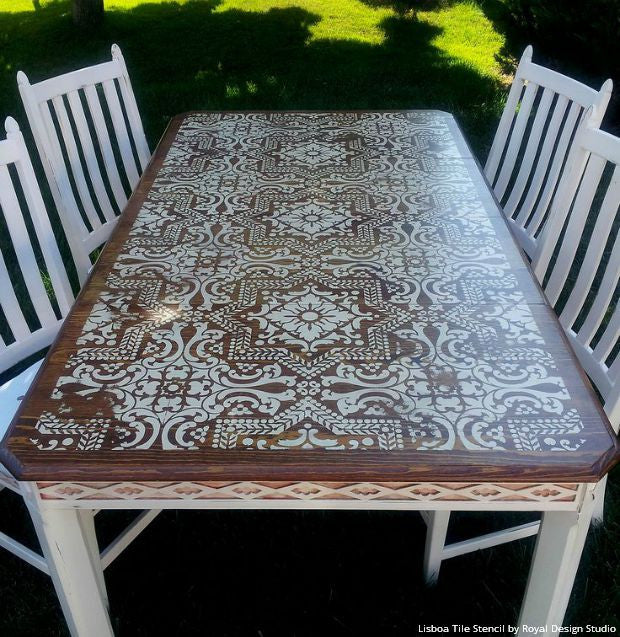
top-left (580, 126), bottom-right (620, 165)
top-left (0, 138), bottom-right (24, 165)
top-left (18, 60), bottom-right (122, 104)
top-left (518, 59), bottom-right (612, 112)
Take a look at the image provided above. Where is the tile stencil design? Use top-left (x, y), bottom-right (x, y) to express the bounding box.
top-left (29, 112), bottom-right (587, 456)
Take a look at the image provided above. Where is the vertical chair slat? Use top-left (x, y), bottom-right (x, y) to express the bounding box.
top-left (563, 170), bottom-right (620, 334)
top-left (544, 154), bottom-right (607, 305)
top-left (66, 90), bottom-right (117, 224)
top-left (0, 249), bottom-right (31, 343)
top-left (36, 100), bottom-right (94, 273)
top-left (525, 102), bottom-right (583, 241)
top-left (503, 87), bottom-right (555, 218)
top-left (603, 316), bottom-right (620, 396)
top-left (484, 45), bottom-right (533, 183)
top-left (83, 84), bottom-right (128, 211)
top-left (50, 95), bottom-right (101, 231)
top-left (117, 75), bottom-right (151, 171)
top-left (101, 79), bottom-right (140, 188)
top-left (514, 94), bottom-right (569, 227)
top-left (577, 241), bottom-right (620, 347)
top-left (603, 356), bottom-right (620, 432)
top-left (485, 79), bottom-right (524, 183)
top-left (112, 45), bottom-right (150, 171)
top-left (0, 164), bottom-right (57, 329)
top-left (592, 305), bottom-right (620, 367)
top-left (493, 81), bottom-right (539, 200)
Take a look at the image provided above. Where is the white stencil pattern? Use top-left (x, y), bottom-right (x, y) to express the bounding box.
top-left (31, 112), bottom-right (586, 455)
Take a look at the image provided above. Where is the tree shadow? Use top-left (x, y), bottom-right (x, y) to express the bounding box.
top-left (0, 0), bottom-right (505, 157)
top-left (358, 0), bottom-right (457, 17)
top-left (474, 0), bottom-right (619, 133)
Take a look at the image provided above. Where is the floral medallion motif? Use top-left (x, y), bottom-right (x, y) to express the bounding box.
top-left (250, 285), bottom-right (370, 353)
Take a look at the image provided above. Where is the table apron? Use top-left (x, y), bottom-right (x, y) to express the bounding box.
top-left (29, 482), bottom-right (592, 512)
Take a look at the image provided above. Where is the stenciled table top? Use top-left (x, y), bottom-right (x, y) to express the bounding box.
top-left (2, 111), bottom-right (618, 482)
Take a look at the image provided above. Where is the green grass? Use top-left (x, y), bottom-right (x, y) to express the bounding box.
top-left (0, 0), bottom-right (618, 635)
top-left (0, 0), bottom-right (508, 156)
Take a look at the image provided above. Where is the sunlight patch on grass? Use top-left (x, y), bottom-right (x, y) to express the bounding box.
top-left (2, 0), bottom-right (504, 74)
top-left (2, 0), bottom-right (505, 78)
top-left (0, 0), bottom-right (509, 154)
top-left (219, 0), bottom-right (392, 45)
top-left (419, 2), bottom-right (504, 78)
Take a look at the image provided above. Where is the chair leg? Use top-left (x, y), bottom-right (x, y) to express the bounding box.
top-left (101, 509), bottom-right (161, 570)
top-left (517, 490), bottom-right (595, 633)
top-left (423, 511), bottom-right (450, 585)
top-left (590, 475), bottom-right (607, 525)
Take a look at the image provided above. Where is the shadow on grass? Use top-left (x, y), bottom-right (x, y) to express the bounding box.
top-left (0, 0), bottom-right (505, 157)
top-left (358, 0), bottom-right (458, 16)
top-left (473, 0), bottom-right (619, 133)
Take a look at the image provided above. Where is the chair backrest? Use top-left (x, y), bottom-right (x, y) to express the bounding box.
top-left (0, 117), bottom-right (74, 375)
top-left (18, 44), bottom-right (150, 284)
top-left (532, 122), bottom-right (620, 430)
top-left (486, 45), bottom-right (612, 259)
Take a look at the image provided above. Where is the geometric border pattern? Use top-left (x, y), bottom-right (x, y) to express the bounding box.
top-left (36, 481), bottom-right (580, 502)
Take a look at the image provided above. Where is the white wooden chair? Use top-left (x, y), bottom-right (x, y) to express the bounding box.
top-left (485, 45), bottom-right (612, 259)
top-left (423, 117), bottom-right (620, 584)
top-left (0, 117), bottom-right (158, 579)
top-left (17, 44), bottom-right (150, 284)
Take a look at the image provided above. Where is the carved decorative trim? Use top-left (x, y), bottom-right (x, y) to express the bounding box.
top-left (36, 481), bottom-right (580, 503)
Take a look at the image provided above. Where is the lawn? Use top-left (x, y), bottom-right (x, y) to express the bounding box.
top-left (0, 0), bottom-right (508, 155)
top-left (0, 0), bottom-right (618, 635)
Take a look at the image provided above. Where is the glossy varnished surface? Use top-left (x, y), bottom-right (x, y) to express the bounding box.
top-left (2, 111), bottom-right (618, 481)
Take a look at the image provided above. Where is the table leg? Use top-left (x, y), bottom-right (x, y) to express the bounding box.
top-left (423, 511), bottom-right (450, 584)
top-left (517, 489), bottom-right (595, 636)
top-left (591, 475), bottom-right (607, 524)
top-left (23, 485), bottom-right (113, 637)
top-left (79, 507), bottom-right (109, 609)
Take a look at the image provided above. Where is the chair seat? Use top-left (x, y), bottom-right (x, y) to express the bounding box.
top-left (0, 358), bottom-right (43, 439)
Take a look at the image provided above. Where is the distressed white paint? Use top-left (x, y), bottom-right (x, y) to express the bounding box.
top-left (517, 485), bottom-right (597, 635)
top-left (485, 45), bottom-right (612, 260)
top-left (17, 44), bottom-right (150, 284)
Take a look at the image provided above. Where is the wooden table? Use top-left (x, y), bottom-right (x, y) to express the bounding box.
top-left (2, 111), bottom-right (618, 636)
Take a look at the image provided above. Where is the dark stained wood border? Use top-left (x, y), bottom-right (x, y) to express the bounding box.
top-left (1, 111), bottom-right (619, 483)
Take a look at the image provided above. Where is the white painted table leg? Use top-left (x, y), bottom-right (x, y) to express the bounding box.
top-left (517, 489), bottom-right (595, 636)
top-left (80, 508), bottom-right (109, 609)
top-left (590, 476), bottom-right (607, 525)
top-left (22, 484), bottom-right (113, 637)
top-left (423, 511), bottom-right (450, 584)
